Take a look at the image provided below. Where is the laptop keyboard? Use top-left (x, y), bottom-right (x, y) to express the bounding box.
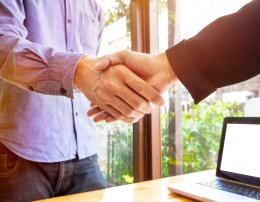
top-left (198, 179), bottom-right (260, 200)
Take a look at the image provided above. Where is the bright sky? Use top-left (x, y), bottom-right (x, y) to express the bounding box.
top-left (177, 0), bottom-right (251, 41)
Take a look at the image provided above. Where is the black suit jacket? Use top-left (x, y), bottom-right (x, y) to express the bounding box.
top-left (166, 0), bottom-right (260, 104)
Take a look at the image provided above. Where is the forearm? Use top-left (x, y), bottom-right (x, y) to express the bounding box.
top-left (0, 0), bottom-right (84, 98)
top-left (166, 0), bottom-right (260, 103)
top-left (0, 34), bottom-right (83, 97)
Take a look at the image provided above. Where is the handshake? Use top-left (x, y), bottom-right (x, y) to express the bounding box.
top-left (74, 50), bottom-right (176, 124)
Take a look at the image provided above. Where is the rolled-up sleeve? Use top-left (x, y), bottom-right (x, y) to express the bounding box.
top-left (0, 0), bottom-right (83, 98)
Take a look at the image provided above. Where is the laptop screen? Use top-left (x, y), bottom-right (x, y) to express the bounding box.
top-left (216, 117), bottom-right (260, 186)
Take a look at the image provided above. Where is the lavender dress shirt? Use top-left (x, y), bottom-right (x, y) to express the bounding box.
top-left (0, 0), bottom-right (104, 162)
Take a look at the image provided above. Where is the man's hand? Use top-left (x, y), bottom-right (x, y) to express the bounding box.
top-left (88, 50), bottom-right (177, 123)
top-left (74, 55), bottom-right (165, 124)
top-left (100, 50), bottom-right (176, 93)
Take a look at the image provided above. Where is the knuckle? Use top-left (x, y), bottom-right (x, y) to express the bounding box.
top-left (132, 101), bottom-right (143, 111)
top-left (118, 114), bottom-right (127, 120)
top-left (145, 105), bottom-right (153, 114)
top-left (121, 49), bottom-right (129, 55)
top-left (95, 90), bottom-right (103, 99)
top-left (151, 94), bottom-right (160, 103)
top-left (97, 78), bottom-right (106, 89)
top-left (111, 65), bottom-right (125, 76)
top-left (129, 117), bottom-right (140, 124)
top-left (134, 100), bottom-right (151, 113)
top-left (125, 109), bottom-right (136, 118)
top-left (135, 81), bottom-right (146, 94)
top-left (129, 110), bottom-right (140, 118)
top-left (105, 81), bottom-right (118, 92)
top-left (125, 118), bottom-right (136, 124)
top-left (96, 90), bottom-right (108, 103)
top-left (136, 113), bottom-right (144, 119)
top-left (119, 49), bottom-right (129, 59)
top-left (112, 112), bottom-right (125, 120)
top-left (136, 81), bottom-right (145, 90)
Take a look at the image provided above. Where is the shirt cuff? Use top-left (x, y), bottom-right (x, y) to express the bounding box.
top-left (49, 52), bottom-right (84, 98)
top-left (166, 40), bottom-right (216, 104)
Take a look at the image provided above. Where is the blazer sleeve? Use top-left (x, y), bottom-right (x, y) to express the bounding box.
top-left (166, 0), bottom-right (260, 104)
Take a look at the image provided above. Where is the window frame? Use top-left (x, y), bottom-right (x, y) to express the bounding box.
top-left (130, 0), bottom-right (162, 182)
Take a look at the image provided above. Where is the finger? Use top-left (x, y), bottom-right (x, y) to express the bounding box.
top-left (106, 115), bottom-right (139, 124)
top-left (124, 72), bottom-right (165, 107)
top-left (87, 106), bottom-right (103, 117)
top-left (89, 107), bottom-right (132, 123)
top-left (103, 104), bottom-right (137, 124)
top-left (93, 111), bottom-right (111, 122)
top-left (97, 51), bottom-right (131, 73)
top-left (104, 115), bottom-right (117, 123)
top-left (104, 67), bottom-right (154, 114)
top-left (91, 104), bottom-right (142, 124)
top-left (90, 103), bottom-right (97, 108)
top-left (113, 96), bottom-right (144, 118)
top-left (93, 110), bottom-right (142, 123)
top-left (103, 104), bottom-right (144, 124)
top-left (94, 56), bottom-right (111, 71)
top-left (111, 84), bottom-right (153, 114)
top-left (98, 88), bottom-right (145, 119)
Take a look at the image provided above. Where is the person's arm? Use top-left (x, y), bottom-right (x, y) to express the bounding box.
top-left (166, 0), bottom-right (260, 104)
top-left (0, 1), bottom-right (166, 123)
top-left (0, 1), bottom-right (83, 98)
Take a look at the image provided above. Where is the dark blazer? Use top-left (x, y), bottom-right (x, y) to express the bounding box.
top-left (166, 0), bottom-right (260, 104)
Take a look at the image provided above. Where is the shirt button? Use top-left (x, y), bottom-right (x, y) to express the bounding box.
top-left (70, 49), bottom-right (74, 52)
top-left (75, 112), bottom-right (79, 116)
top-left (67, 19), bottom-right (72, 23)
top-left (60, 88), bottom-right (67, 95)
top-left (28, 86), bottom-right (34, 91)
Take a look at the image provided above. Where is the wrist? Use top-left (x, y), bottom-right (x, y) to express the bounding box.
top-left (74, 56), bottom-right (87, 88)
top-left (159, 52), bottom-right (176, 83)
top-left (73, 55), bottom-right (98, 92)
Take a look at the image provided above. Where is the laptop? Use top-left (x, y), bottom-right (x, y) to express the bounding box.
top-left (168, 117), bottom-right (260, 202)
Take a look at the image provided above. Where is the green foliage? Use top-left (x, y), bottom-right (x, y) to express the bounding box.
top-left (161, 111), bottom-right (173, 177)
top-left (162, 100), bottom-right (243, 176)
top-left (103, 100), bottom-right (242, 184)
top-left (105, 0), bottom-right (129, 26)
top-left (159, 0), bottom-right (168, 14)
top-left (104, 0), bottom-right (131, 50)
top-left (182, 101), bottom-right (242, 173)
top-left (122, 174), bottom-right (134, 184)
top-left (98, 122), bottom-right (133, 186)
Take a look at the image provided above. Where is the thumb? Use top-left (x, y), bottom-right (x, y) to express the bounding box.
top-left (94, 56), bottom-right (111, 71)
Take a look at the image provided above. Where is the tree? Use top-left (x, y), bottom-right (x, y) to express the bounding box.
top-left (105, 0), bottom-right (129, 26)
top-left (162, 100), bottom-right (243, 176)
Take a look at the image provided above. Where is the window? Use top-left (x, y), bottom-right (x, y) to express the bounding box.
top-left (159, 0), bottom-right (256, 177)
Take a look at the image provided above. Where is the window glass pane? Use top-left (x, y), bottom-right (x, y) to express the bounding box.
top-left (97, 0), bottom-right (133, 186)
top-left (159, 0), bottom-right (255, 177)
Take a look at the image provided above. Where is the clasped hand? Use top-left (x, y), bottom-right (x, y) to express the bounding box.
top-left (74, 50), bottom-right (176, 124)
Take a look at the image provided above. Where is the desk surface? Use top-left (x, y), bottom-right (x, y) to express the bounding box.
top-left (37, 170), bottom-right (215, 202)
